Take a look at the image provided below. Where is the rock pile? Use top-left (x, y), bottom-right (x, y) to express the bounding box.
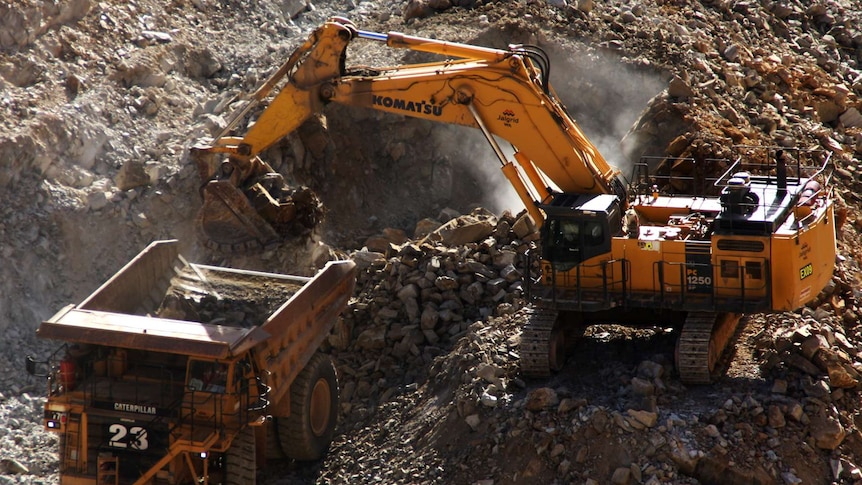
top-left (330, 209), bottom-right (536, 408)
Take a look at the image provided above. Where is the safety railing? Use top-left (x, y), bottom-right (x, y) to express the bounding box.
top-left (714, 146), bottom-right (834, 235)
top-left (26, 343), bottom-right (69, 396)
top-left (629, 156), bottom-right (726, 198)
top-left (526, 252), bottom-right (773, 313)
top-left (524, 250), bottom-right (629, 310)
top-left (165, 368), bottom-right (270, 451)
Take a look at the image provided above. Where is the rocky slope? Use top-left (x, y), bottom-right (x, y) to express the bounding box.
top-left (2, 1), bottom-right (862, 484)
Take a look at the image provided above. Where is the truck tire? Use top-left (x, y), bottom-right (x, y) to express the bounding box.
top-left (264, 419), bottom-right (286, 460)
top-left (279, 352), bottom-right (338, 461)
top-left (226, 426), bottom-right (256, 485)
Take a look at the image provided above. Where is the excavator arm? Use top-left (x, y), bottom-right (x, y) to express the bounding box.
top-left (192, 17), bottom-right (625, 248)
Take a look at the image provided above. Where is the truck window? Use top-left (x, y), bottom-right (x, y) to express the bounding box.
top-left (188, 360), bottom-right (229, 393)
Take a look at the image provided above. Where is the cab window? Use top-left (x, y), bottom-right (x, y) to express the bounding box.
top-left (585, 221), bottom-right (603, 246)
top-left (542, 217), bottom-right (610, 269)
top-left (557, 220), bottom-right (580, 246)
top-left (720, 260), bottom-right (740, 279)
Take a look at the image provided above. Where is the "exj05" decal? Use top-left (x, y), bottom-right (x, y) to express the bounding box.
top-left (799, 263), bottom-right (813, 280)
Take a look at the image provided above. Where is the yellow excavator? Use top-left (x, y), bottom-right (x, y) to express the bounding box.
top-left (192, 17), bottom-right (838, 384)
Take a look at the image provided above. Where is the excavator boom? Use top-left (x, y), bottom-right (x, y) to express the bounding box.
top-left (192, 17), bottom-right (624, 247)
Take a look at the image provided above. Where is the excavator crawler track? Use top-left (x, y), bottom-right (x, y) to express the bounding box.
top-left (676, 312), bottom-right (742, 385)
top-left (520, 307), bottom-right (560, 378)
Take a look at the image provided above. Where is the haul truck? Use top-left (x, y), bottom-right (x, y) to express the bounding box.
top-left (27, 239), bottom-right (356, 484)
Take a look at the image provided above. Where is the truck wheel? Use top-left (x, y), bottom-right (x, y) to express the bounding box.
top-left (279, 353), bottom-right (338, 461)
top-left (226, 426), bottom-right (256, 485)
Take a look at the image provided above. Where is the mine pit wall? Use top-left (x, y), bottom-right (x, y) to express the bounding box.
top-left (0, 1), bottom-right (91, 52)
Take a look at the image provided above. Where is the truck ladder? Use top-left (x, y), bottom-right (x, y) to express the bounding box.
top-left (97, 453), bottom-right (119, 485)
top-left (64, 414), bottom-right (82, 473)
top-left (132, 431), bottom-right (219, 485)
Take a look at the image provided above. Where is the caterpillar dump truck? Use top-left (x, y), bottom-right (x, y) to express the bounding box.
top-left (27, 239), bottom-right (356, 484)
top-left (192, 17), bottom-right (837, 384)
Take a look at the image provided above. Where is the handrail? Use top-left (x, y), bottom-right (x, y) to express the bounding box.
top-left (27, 343), bottom-right (69, 395)
top-left (131, 372), bottom-right (269, 483)
top-left (533, 255), bottom-right (771, 311)
top-left (630, 157), bottom-right (726, 197)
top-left (714, 146), bottom-right (833, 188)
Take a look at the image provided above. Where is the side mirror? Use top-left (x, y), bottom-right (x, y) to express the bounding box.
top-left (26, 356), bottom-right (48, 377)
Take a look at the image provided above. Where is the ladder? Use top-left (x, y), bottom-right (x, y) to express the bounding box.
top-left (63, 414), bottom-right (81, 473)
top-left (97, 453), bottom-right (119, 485)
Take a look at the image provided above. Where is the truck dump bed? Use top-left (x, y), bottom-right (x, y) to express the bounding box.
top-left (38, 239), bottom-right (356, 359)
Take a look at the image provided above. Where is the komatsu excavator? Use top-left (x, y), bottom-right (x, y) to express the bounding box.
top-left (193, 17), bottom-right (837, 384)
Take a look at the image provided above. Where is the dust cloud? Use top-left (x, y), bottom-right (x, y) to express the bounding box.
top-left (548, 45), bottom-right (668, 181)
top-left (431, 44), bottom-right (667, 216)
top-left (428, 125), bottom-right (523, 215)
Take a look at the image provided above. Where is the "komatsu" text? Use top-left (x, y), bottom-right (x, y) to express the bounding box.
top-left (372, 95), bottom-right (443, 116)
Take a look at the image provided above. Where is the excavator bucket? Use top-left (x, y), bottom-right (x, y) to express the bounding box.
top-left (198, 180), bottom-right (282, 248)
top-left (198, 179), bottom-right (325, 249)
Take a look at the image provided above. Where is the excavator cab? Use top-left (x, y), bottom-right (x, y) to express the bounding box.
top-left (539, 194), bottom-right (621, 272)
